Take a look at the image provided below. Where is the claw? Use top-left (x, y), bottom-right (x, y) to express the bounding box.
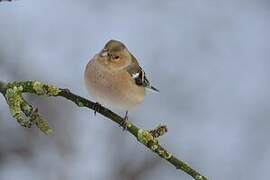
top-left (93, 102), bottom-right (101, 116)
top-left (120, 111), bottom-right (128, 131)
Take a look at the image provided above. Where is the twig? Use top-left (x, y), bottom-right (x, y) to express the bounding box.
top-left (0, 80), bottom-right (207, 180)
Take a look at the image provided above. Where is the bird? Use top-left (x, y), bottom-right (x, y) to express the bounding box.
top-left (84, 39), bottom-right (158, 129)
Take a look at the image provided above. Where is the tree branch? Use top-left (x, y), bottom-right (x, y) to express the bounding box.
top-left (0, 80), bottom-right (207, 180)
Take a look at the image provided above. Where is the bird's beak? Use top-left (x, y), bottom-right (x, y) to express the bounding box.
top-left (100, 49), bottom-right (108, 57)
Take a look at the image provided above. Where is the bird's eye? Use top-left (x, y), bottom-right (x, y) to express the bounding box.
top-left (113, 56), bottom-right (120, 60)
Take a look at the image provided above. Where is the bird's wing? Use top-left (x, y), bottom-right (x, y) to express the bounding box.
top-left (125, 54), bottom-right (159, 92)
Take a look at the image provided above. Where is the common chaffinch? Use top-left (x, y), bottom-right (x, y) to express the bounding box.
top-left (84, 40), bottom-right (158, 127)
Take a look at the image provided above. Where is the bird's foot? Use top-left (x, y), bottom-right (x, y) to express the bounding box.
top-left (93, 102), bottom-right (101, 116)
top-left (120, 111), bottom-right (129, 131)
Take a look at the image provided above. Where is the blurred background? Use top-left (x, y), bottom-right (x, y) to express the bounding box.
top-left (0, 0), bottom-right (270, 179)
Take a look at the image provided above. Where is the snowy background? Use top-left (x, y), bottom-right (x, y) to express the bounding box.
top-left (0, 0), bottom-right (270, 179)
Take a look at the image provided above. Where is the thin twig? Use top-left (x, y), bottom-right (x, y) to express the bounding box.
top-left (0, 80), bottom-right (207, 180)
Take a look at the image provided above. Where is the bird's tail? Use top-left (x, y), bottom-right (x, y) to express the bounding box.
top-left (147, 85), bottom-right (159, 92)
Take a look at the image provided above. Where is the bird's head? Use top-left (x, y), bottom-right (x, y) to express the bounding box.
top-left (97, 40), bottom-right (132, 70)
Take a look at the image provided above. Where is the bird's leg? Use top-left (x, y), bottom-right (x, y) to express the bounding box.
top-left (120, 110), bottom-right (129, 130)
top-left (93, 102), bottom-right (101, 116)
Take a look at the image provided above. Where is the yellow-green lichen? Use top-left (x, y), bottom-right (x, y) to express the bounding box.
top-left (137, 128), bottom-right (172, 159)
top-left (77, 101), bottom-right (84, 107)
top-left (195, 175), bottom-right (203, 180)
top-left (21, 103), bottom-right (32, 115)
top-left (5, 86), bottom-right (31, 127)
top-left (151, 144), bottom-right (158, 151)
top-left (157, 149), bottom-right (172, 159)
top-left (20, 98), bottom-right (33, 115)
top-left (137, 129), bottom-right (154, 145)
top-left (31, 111), bottom-right (53, 135)
top-left (18, 85), bottom-right (23, 91)
top-left (32, 81), bottom-right (60, 96)
top-left (47, 84), bottom-right (61, 96)
top-left (33, 81), bottom-right (46, 95)
top-left (181, 164), bottom-right (191, 172)
top-left (127, 123), bottom-right (132, 129)
top-left (3, 81), bottom-right (55, 135)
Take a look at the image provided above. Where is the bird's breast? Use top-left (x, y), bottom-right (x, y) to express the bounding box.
top-left (84, 59), bottom-right (145, 110)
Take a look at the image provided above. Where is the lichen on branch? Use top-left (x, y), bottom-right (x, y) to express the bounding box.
top-left (2, 81), bottom-right (55, 134)
top-left (0, 80), bottom-right (207, 180)
top-left (5, 85), bottom-right (32, 128)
